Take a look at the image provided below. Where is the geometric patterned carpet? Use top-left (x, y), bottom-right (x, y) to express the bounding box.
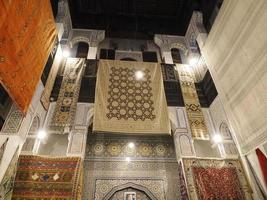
top-left (12, 156), bottom-right (82, 200)
top-left (182, 158), bottom-right (253, 200)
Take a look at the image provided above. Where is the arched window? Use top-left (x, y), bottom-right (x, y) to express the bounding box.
top-left (171, 48), bottom-right (182, 64)
top-left (28, 116), bottom-right (40, 135)
top-left (219, 122), bottom-right (232, 140)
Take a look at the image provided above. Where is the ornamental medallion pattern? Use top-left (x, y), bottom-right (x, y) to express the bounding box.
top-left (85, 134), bottom-right (176, 161)
top-left (106, 67), bottom-right (155, 121)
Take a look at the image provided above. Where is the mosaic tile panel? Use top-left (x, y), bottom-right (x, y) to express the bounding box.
top-left (83, 160), bottom-right (180, 200)
top-left (1, 105), bottom-right (23, 134)
top-left (85, 134), bottom-right (176, 161)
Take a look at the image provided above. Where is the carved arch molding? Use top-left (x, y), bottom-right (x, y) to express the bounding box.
top-left (103, 182), bottom-right (157, 200)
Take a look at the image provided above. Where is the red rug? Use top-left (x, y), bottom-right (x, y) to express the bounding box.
top-left (192, 167), bottom-right (245, 200)
top-left (12, 156), bottom-right (82, 200)
top-left (256, 148), bottom-right (267, 187)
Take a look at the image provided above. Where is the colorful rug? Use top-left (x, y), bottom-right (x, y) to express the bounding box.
top-left (50, 58), bottom-right (84, 133)
top-left (182, 158), bottom-right (252, 200)
top-left (0, 0), bottom-right (56, 113)
top-left (93, 60), bottom-right (170, 134)
top-left (0, 146), bottom-right (19, 200)
top-left (176, 64), bottom-right (209, 139)
top-left (12, 156), bottom-right (82, 200)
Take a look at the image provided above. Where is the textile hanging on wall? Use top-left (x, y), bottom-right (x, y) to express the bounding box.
top-left (256, 148), bottom-right (267, 187)
top-left (0, 138), bottom-right (8, 165)
top-left (182, 158), bottom-right (252, 200)
top-left (12, 156), bottom-right (82, 200)
top-left (178, 162), bottom-right (189, 200)
top-left (50, 58), bottom-right (84, 134)
top-left (0, 146), bottom-right (19, 200)
top-left (93, 60), bottom-right (170, 134)
top-left (0, 0), bottom-right (57, 114)
top-left (176, 64), bottom-right (209, 139)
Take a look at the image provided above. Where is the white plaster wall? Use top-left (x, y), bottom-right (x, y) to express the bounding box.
top-left (38, 134), bottom-right (69, 156)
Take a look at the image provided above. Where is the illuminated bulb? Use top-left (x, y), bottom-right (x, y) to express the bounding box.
top-left (125, 157), bottom-right (131, 162)
top-left (128, 142), bottom-right (135, 148)
top-left (213, 134), bottom-right (223, 144)
top-left (135, 70), bottom-right (144, 80)
top-left (189, 57), bottom-right (198, 66)
top-left (62, 50), bottom-right (70, 58)
top-left (37, 130), bottom-right (47, 140)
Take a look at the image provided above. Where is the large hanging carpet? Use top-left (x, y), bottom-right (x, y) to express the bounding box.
top-left (182, 158), bottom-right (253, 200)
top-left (49, 58), bottom-right (84, 133)
top-left (0, 0), bottom-right (56, 113)
top-left (176, 64), bottom-right (209, 139)
top-left (93, 60), bottom-right (170, 134)
top-left (12, 156), bottom-right (82, 200)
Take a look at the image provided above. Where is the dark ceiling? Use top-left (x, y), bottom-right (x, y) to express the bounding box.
top-left (64, 0), bottom-right (218, 39)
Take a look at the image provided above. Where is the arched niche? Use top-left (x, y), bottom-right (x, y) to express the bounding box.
top-left (219, 122), bottom-right (232, 140)
top-left (28, 116), bottom-right (40, 135)
top-left (170, 43), bottom-right (188, 55)
top-left (103, 183), bottom-right (157, 200)
top-left (68, 42), bottom-right (89, 58)
top-left (76, 42), bottom-right (89, 58)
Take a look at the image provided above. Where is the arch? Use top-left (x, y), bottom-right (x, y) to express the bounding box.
top-left (178, 134), bottom-right (194, 156)
top-left (69, 36), bottom-right (90, 48)
top-left (170, 43), bottom-right (188, 55)
top-left (219, 122), bottom-right (232, 140)
top-left (28, 115), bottom-right (40, 135)
top-left (103, 182), bottom-right (157, 200)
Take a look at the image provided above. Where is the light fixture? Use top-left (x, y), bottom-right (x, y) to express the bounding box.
top-left (189, 57), bottom-right (198, 66)
top-left (135, 70), bottom-right (144, 80)
top-left (212, 134), bottom-right (223, 144)
top-left (62, 49), bottom-right (70, 58)
top-left (128, 142), bottom-right (135, 149)
top-left (37, 130), bottom-right (47, 140)
top-left (125, 157), bottom-right (131, 162)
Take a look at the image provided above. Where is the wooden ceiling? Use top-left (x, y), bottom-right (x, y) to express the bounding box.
top-left (67, 0), bottom-right (201, 39)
